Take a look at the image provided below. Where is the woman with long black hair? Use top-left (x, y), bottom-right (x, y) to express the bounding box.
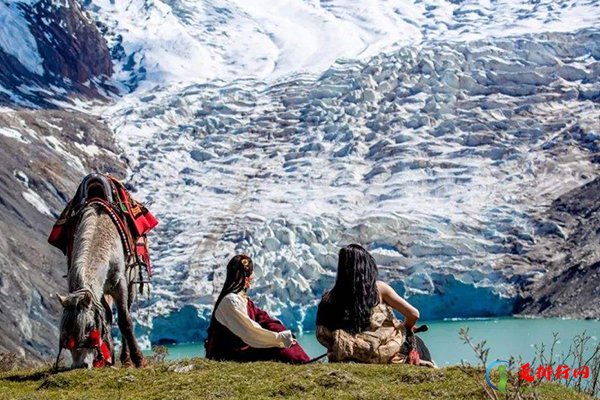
top-left (316, 244), bottom-right (435, 367)
top-left (205, 254), bottom-right (310, 363)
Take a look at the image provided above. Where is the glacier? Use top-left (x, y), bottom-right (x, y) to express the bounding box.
top-left (96, 26), bottom-right (599, 343)
top-left (85, 0), bottom-right (600, 87)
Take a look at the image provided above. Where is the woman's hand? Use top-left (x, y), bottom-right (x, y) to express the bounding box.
top-left (279, 330), bottom-right (296, 348)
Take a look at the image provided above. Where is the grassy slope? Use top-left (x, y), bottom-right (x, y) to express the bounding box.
top-left (0, 359), bottom-right (590, 400)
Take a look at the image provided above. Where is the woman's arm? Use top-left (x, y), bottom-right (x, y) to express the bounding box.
top-left (315, 325), bottom-right (334, 349)
top-left (215, 295), bottom-right (294, 348)
top-left (377, 281), bottom-right (420, 330)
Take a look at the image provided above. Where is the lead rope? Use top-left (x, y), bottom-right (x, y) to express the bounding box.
top-left (308, 353), bottom-right (327, 363)
top-left (127, 260), bottom-right (152, 328)
top-left (53, 347), bottom-right (63, 372)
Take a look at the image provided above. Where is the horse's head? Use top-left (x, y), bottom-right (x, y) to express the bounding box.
top-left (56, 291), bottom-right (100, 368)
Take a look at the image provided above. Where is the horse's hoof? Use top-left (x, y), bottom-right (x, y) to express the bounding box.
top-left (121, 359), bottom-right (133, 368)
top-left (132, 354), bottom-right (147, 368)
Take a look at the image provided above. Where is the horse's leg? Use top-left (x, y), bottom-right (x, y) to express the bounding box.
top-left (114, 280), bottom-right (144, 368)
top-left (118, 283), bottom-right (136, 367)
top-left (101, 295), bottom-right (117, 364)
top-left (120, 336), bottom-right (132, 367)
top-left (121, 269), bottom-right (139, 366)
top-left (114, 289), bottom-right (132, 366)
top-left (102, 295), bottom-right (113, 325)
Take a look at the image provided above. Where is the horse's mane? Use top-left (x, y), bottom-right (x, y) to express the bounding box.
top-left (69, 204), bottom-right (121, 292)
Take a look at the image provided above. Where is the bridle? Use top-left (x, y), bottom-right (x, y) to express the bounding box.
top-left (54, 288), bottom-right (113, 370)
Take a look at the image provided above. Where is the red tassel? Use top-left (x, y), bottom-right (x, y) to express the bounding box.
top-left (89, 329), bottom-right (101, 346)
top-left (100, 342), bottom-right (112, 364)
top-left (409, 349), bottom-right (421, 365)
top-left (66, 337), bottom-right (76, 350)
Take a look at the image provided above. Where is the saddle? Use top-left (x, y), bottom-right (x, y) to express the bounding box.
top-left (48, 173), bottom-right (158, 281)
top-left (71, 173), bottom-right (116, 208)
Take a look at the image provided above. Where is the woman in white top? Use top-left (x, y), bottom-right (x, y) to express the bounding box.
top-left (205, 254), bottom-right (310, 363)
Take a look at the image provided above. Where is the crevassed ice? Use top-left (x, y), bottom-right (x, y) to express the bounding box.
top-left (99, 27), bottom-right (600, 341)
top-left (82, 0), bottom-right (600, 342)
top-left (87, 0), bottom-right (600, 87)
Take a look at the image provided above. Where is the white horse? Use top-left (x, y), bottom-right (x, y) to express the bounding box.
top-left (56, 203), bottom-right (144, 368)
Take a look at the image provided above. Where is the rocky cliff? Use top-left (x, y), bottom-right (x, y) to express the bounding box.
top-left (515, 177), bottom-right (600, 319)
top-left (0, 0), bottom-right (122, 363)
top-left (0, 0), bottom-right (114, 107)
top-left (0, 109), bottom-right (125, 364)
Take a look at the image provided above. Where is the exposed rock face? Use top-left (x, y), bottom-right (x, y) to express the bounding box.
top-left (515, 178), bottom-right (600, 319)
top-left (0, 0), bottom-right (114, 107)
top-left (0, 0), bottom-right (121, 364)
top-left (0, 108), bottom-right (125, 363)
top-left (29, 0), bottom-right (113, 83)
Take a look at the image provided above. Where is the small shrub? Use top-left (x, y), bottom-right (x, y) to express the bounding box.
top-left (0, 352), bottom-right (18, 372)
top-left (147, 345), bottom-right (169, 365)
top-left (458, 327), bottom-right (600, 399)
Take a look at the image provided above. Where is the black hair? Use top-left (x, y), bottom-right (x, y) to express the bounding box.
top-left (206, 254), bottom-right (254, 355)
top-left (321, 244), bottom-right (379, 334)
top-left (212, 254), bottom-right (254, 314)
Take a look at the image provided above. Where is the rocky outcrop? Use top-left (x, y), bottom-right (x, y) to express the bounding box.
top-left (0, 108), bottom-right (125, 363)
top-left (0, 0), bottom-right (121, 364)
top-left (0, 0), bottom-right (114, 107)
top-left (515, 178), bottom-right (600, 319)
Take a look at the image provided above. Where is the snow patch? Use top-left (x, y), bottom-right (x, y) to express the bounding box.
top-left (73, 142), bottom-right (101, 157)
top-left (0, 127), bottom-right (30, 144)
top-left (22, 189), bottom-right (53, 217)
top-left (0, 1), bottom-right (44, 75)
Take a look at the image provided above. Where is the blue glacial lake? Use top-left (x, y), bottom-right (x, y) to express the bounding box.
top-left (146, 317), bottom-right (599, 366)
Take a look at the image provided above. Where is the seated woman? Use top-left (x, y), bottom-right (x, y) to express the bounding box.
top-left (205, 254), bottom-right (310, 363)
top-left (316, 244), bottom-right (436, 367)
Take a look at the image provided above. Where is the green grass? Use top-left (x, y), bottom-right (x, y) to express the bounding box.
top-left (0, 359), bottom-right (592, 400)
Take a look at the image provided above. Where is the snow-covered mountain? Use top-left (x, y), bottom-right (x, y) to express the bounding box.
top-left (0, 0), bottom-right (599, 355)
top-left (85, 0), bottom-right (600, 88)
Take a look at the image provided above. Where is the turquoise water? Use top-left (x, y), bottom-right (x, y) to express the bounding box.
top-left (148, 317), bottom-right (599, 366)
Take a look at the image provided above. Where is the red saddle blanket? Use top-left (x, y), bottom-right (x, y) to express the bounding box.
top-left (48, 174), bottom-right (158, 275)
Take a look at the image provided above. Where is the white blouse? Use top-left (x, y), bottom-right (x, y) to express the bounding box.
top-left (215, 293), bottom-right (294, 349)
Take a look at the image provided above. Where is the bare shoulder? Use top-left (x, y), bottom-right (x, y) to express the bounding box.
top-left (376, 280), bottom-right (392, 293)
